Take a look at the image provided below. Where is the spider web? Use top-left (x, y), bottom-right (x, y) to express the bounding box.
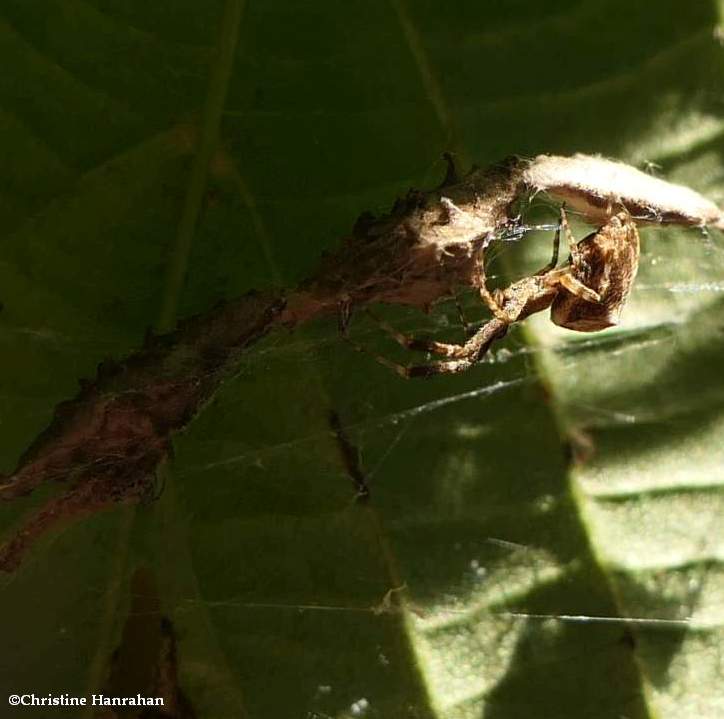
top-left (3, 188), bottom-right (723, 719)
top-left (1, 1), bottom-right (724, 718)
top-left (79, 206), bottom-right (712, 719)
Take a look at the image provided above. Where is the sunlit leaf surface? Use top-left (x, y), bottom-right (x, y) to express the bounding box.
top-left (1, 1), bottom-right (723, 717)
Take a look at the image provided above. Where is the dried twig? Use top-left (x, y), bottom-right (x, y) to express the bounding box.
top-left (0, 154), bottom-right (720, 570)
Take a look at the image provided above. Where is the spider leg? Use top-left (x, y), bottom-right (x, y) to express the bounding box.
top-left (366, 309), bottom-right (475, 358)
top-left (559, 204), bottom-right (577, 255)
top-left (338, 301), bottom-right (484, 376)
top-left (473, 247), bottom-right (509, 321)
top-left (558, 204), bottom-right (593, 275)
top-left (534, 222), bottom-right (561, 275)
top-left (557, 272), bottom-right (601, 303)
top-left (349, 318), bottom-right (509, 379)
top-left (451, 288), bottom-right (474, 337)
top-left (344, 337), bottom-right (414, 379)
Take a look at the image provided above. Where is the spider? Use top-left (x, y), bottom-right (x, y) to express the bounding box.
top-left (350, 206), bottom-right (640, 378)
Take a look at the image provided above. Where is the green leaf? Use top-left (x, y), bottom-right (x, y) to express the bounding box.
top-left (1, 1), bottom-right (723, 717)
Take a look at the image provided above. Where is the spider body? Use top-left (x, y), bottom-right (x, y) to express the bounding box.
top-left (552, 211), bottom-right (640, 332)
top-left (352, 207), bottom-right (641, 378)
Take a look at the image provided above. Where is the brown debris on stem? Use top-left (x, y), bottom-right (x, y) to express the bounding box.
top-left (281, 156), bottom-right (528, 324)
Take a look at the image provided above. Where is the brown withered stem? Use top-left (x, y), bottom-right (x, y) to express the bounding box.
top-left (0, 154), bottom-right (721, 571)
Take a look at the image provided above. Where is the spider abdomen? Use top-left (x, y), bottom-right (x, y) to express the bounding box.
top-left (551, 212), bottom-right (640, 332)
